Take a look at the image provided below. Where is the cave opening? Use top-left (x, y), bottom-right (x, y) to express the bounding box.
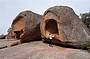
top-left (45, 19), bottom-right (59, 35)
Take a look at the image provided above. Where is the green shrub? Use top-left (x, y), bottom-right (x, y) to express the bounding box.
top-left (81, 41), bottom-right (90, 52)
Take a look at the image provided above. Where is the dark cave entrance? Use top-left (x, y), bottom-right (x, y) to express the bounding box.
top-left (45, 19), bottom-right (59, 35)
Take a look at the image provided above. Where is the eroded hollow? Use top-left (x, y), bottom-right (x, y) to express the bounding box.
top-left (14, 29), bottom-right (23, 39)
top-left (45, 19), bottom-right (59, 35)
top-left (12, 17), bottom-right (25, 39)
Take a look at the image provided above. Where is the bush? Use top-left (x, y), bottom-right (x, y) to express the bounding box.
top-left (80, 12), bottom-right (90, 28)
top-left (81, 40), bottom-right (90, 52)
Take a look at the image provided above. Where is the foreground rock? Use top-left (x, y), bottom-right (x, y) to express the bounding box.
top-left (0, 39), bottom-right (20, 49)
top-left (0, 41), bottom-right (90, 59)
top-left (0, 35), bottom-right (5, 39)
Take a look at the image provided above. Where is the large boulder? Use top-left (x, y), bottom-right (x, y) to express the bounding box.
top-left (0, 41), bottom-right (90, 59)
top-left (40, 6), bottom-right (89, 48)
top-left (7, 10), bottom-right (42, 42)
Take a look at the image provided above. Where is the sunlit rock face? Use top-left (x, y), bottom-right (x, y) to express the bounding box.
top-left (7, 11), bottom-right (42, 42)
top-left (40, 6), bottom-right (88, 48)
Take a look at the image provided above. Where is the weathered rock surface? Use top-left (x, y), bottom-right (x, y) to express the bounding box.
top-left (83, 24), bottom-right (90, 39)
top-left (0, 39), bottom-right (20, 49)
top-left (0, 41), bottom-right (90, 59)
top-left (7, 11), bottom-right (42, 43)
top-left (0, 35), bottom-right (5, 39)
top-left (40, 6), bottom-right (89, 48)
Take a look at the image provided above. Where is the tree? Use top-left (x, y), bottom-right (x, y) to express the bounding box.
top-left (80, 12), bottom-right (90, 28)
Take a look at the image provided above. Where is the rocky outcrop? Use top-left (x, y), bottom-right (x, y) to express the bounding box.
top-left (7, 10), bottom-right (42, 43)
top-left (40, 6), bottom-right (89, 48)
top-left (20, 23), bottom-right (41, 43)
top-left (0, 41), bottom-right (90, 59)
top-left (0, 35), bottom-right (5, 39)
top-left (0, 39), bottom-right (20, 49)
top-left (1, 6), bottom-right (90, 59)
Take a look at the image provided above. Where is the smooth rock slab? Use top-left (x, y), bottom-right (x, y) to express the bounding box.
top-left (0, 39), bottom-right (20, 49)
top-left (0, 41), bottom-right (90, 59)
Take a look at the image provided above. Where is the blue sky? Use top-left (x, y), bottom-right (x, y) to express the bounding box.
top-left (0, 0), bottom-right (90, 35)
